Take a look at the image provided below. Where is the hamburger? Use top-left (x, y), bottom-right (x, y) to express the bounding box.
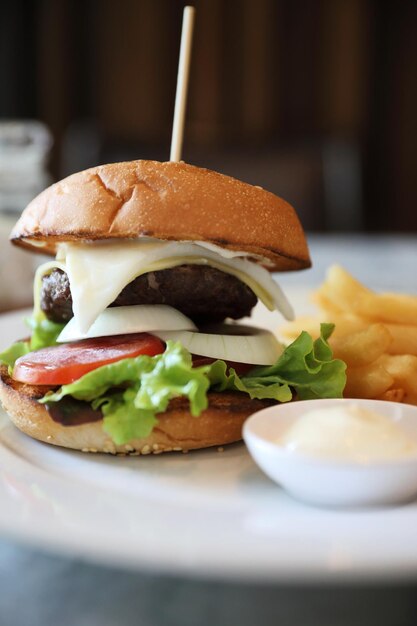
top-left (0, 160), bottom-right (345, 455)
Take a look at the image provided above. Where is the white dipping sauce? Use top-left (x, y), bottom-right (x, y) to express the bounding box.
top-left (278, 404), bottom-right (417, 462)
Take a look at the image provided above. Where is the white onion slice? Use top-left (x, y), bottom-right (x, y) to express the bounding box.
top-left (57, 305), bottom-right (197, 343)
top-left (154, 325), bottom-right (284, 365)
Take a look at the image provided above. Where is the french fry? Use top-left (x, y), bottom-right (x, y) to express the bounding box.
top-left (378, 354), bottom-right (417, 396)
top-left (360, 294), bottom-right (417, 326)
top-left (319, 265), bottom-right (417, 325)
top-left (311, 291), bottom-right (344, 316)
top-left (286, 318), bottom-right (417, 357)
top-left (403, 394), bottom-right (417, 407)
top-left (344, 363), bottom-right (394, 399)
top-left (280, 314), bottom-right (368, 342)
top-left (316, 265), bottom-right (372, 315)
top-left (383, 324), bottom-right (417, 357)
top-left (279, 265), bottom-right (417, 404)
top-left (325, 315), bottom-right (369, 337)
top-left (329, 324), bottom-right (392, 367)
top-left (376, 388), bottom-right (405, 403)
top-left (279, 316), bottom-right (323, 341)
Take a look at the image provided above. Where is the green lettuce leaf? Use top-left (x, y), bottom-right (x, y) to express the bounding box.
top-left (0, 315), bottom-right (65, 370)
top-left (207, 359), bottom-right (293, 402)
top-left (0, 341), bottom-right (31, 374)
top-left (208, 323), bottom-right (346, 402)
top-left (25, 316), bottom-right (65, 351)
top-left (43, 354), bottom-right (156, 403)
top-left (41, 342), bottom-right (211, 445)
top-left (241, 322), bottom-right (346, 401)
top-left (99, 389), bottom-right (159, 444)
top-left (39, 325), bottom-right (346, 445)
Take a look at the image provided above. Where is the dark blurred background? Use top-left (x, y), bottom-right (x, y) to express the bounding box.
top-left (1, 0), bottom-right (416, 231)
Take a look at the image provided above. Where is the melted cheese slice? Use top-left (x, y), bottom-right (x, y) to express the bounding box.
top-left (39, 241), bottom-right (294, 332)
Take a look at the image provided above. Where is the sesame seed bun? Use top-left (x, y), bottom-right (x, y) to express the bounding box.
top-left (0, 365), bottom-right (271, 454)
top-left (11, 160), bottom-right (311, 271)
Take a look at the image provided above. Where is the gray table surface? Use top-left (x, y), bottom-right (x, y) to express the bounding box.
top-left (1, 234), bottom-right (417, 626)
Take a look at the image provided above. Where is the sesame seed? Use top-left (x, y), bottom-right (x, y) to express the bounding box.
top-left (217, 447), bottom-right (224, 453)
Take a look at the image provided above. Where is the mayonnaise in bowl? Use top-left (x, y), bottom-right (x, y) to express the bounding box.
top-left (278, 404), bottom-right (417, 463)
top-left (243, 399), bottom-right (417, 507)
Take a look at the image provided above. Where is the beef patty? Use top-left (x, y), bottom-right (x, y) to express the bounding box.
top-left (41, 266), bottom-right (257, 324)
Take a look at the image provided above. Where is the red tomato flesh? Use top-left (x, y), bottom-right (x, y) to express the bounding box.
top-left (13, 333), bottom-right (165, 386)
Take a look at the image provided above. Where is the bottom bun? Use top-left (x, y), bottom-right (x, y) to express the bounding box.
top-left (0, 365), bottom-right (271, 454)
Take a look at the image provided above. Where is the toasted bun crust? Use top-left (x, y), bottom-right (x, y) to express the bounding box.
top-left (11, 160), bottom-right (311, 271)
top-left (0, 365), bottom-right (270, 454)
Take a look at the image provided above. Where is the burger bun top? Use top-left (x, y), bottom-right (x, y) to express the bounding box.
top-left (11, 160), bottom-right (311, 271)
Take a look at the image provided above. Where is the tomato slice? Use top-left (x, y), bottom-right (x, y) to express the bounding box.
top-left (13, 333), bottom-right (165, 386)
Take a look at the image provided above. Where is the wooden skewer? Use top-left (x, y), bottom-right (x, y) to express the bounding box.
top-left (170, 6), bottom-right (196, 163)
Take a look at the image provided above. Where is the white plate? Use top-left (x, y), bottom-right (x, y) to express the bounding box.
top-left (2, 302), bottom-right (417, 583)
